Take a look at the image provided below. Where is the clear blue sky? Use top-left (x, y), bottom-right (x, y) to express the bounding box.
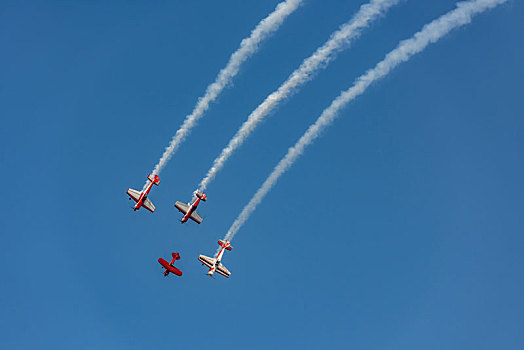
top-left (1, 1), bottom-right (523, 349)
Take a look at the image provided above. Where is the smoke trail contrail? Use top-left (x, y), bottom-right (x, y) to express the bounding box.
top-left (224, 0), bottom-right (508, 242)
top-left (198, 0), bottom-right (400, 192)
top-left (144, 0), bottom-right (303, 189)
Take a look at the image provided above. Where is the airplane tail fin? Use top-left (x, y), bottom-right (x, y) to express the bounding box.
top-left (172, 252), bottom-right (180, 260)
top-left (218, 239), bottom-right (233, 251)
top-left (194, 190), bottom-right (207, 201)
top-left (148, 174), bottom-right (160, 185)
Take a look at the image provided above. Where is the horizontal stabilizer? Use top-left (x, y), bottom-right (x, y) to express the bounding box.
top-left (194, 191), bottom-right (207, 201)
top-left (148, 174), bottom-right (160, 185)
top-left (218, 239), bottom-right (232, 250)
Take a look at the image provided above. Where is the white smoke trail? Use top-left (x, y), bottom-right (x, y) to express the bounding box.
top-left (144, 0), bottom-right (303, 189)
top-left (199, 0), bottom-right (400, 192)
top-left (224, 0), bottom-right (508, 242)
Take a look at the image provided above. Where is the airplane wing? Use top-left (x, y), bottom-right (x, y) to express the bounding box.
top-left (198, 255), bottom-right (216, 269)
top-left (158, 258), bottom-right (182, 276)
top-left (174, 201), bottom-right (189, 214)
top-left (142, 197), bottom-right (156, 212)
top-left (127, 188), bottom-right (141, 202)
top-left (189, 211), bottom-right (203, 224)
top-left (216, 263), bottom-right (231, 278)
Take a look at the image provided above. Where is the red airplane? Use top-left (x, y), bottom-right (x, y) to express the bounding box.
top-left (126, 174), bottom-right (160, 212)
top-left (174, 191), bottom-right (207, 224)
top-left (158, 252), bottom-right (183, 277)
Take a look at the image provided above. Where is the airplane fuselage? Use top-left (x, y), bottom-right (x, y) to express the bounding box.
top-left (134, 181), bottom-right (153, 211)
top-left (181, 197), bottom-right (202, 222)
top-left (164, 258), bottom-right (177, 276)
top-left (207, 245), bottom-right (227, 276)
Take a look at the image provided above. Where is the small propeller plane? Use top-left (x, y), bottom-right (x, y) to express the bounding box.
top-left (158, 252), bottom-right (183, 277)
top-left (174, 191), bottom-right (207, 224)
top-left (126, 174), bottom-right (159, 212)
top-left (198, 239), bottom-right (232, 278)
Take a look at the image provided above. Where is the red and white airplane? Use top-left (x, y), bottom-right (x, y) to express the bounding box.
top-left (174, 191), bottom-right (207, 224)
top-left (126, 174), bottom-right (160, 212)
top-left (198, 240), bottom-right (232, 278)
top-left (158, 252), bottom-right (183, 277)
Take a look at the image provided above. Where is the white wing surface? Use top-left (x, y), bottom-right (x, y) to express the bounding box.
top-left (189, 211), bottom-right (203, 224)
top-left (216, 263), bottom-right (231, 278)
top-left (127, 188), bottom-right (141, 202)
top-left (174, 201), bottom-right (190, 214)
top-left (142, 197), bottom-right (155, 212)
top-left (198, 255), bottom-right (215, 269)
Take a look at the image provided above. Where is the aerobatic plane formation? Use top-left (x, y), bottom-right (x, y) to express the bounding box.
top-left (127, 174), bottom-right (221, 279)
top-left (124, 0), bottom-right (508, 281)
